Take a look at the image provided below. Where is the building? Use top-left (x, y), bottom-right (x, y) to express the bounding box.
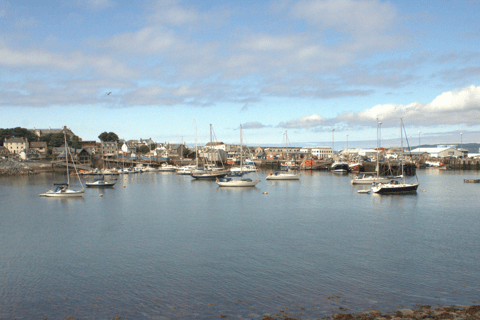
top-left (99, 141), bottom-right (118, 157)
top-left (409, 147), bottom-right (463, 158)
top-left (4, 137), bottom-right (29, 154)
top-left (30, 126), bottom-right (75, 139)
top-left (300, 147), bottom-right (334, 159)
top-left (81, 141), bottom-right (97, 155)
top-left (29, 141), bottom-right (48, 154)
top-left (205, 142), bottom-right (226, 151)
top-left (0, 146), bottom-right (10, 156)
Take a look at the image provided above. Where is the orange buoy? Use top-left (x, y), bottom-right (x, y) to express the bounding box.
top-left (99, 194), bottom-right (103, 197)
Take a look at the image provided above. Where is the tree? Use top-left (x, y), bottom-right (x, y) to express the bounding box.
top-left (0, 127), bottom-right (38, 142)
top-left (137, 145), bottom-right (150, 154)
top-left (98, 132), bottom-right (119, 142)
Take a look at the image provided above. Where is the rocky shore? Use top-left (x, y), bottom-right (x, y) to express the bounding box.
top-left (261, 305), bottom-right (480, 320)
top-left (0, 158), bottom-right (34, 176)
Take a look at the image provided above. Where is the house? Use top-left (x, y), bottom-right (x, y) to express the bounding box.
top-left (4, 137), bottom-right (29, 155)
top-left (0, 146), bottom-right (10, 156)
top-left (81, 141), bottom-right (97, 154)
top-left (99, 141), bottom-right (117, 157)
top-left (29, 141), bottom-right (47, 154)
top-left (57, 148), bottom-right (92, 166)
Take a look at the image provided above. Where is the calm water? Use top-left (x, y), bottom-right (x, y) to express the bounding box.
top-left (1, 169), bottom-right (479, 319)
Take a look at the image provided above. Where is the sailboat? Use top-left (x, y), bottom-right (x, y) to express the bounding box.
top-left (266, 131), bottom-right (300, 181)
top-left (86, 143), bottom-right (116, 187)
top-left (351, 118), bottom-right (391, 185)
top-left (216, 125), bottom-right (260, 187)
top-left (372, 118), bottom-right (419, 194)
top-left (40, 132), bottom-right (85, 197)
top-left (191, 123), bottom-right (229, 180)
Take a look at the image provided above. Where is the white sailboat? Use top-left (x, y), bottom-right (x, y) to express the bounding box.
top-left (40, 132), bottom-right (85, 197)
top-left (266, 131), bottom-right (300, 181)
top-left (351, 118), bottom-right (391, 185)
top-left (372, 118), bottom-right (419, 194)
top-left (217, 125), bottom-right (260, 187)
top-left (86, 143), bottom-right (116, 187)
top-left (191, 123), bottom-right (229, 180)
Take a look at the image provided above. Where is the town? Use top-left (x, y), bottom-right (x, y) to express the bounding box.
top-left (1, 125), bottom-right (480, 176)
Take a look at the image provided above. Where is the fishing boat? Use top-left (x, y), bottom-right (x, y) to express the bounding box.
top-left (176, 164), bottom-right (197, 175)
top-left (331, 161), bottom-right (349, 174)
top-left (217, 125), bottom-right (260, 187)
top-left (372, 119), bottom-right (419, 194)
top-left (40, 132), bottom-right (84, 197)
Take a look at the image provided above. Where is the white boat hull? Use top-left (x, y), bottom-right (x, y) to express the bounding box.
top-left (40, 190), bottom-right (84, 197)
top-left (216, 179), bottom-right (260, 187)
top-left (266, 172), bottom-right (300, 180)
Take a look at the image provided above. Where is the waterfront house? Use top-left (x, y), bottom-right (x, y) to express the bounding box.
top-left (99, 141), bottom-right (117, 157)
top-left (29, 141), bottom-right (47, 154)
top-left (81, 141), bottom-right (97, 154)
top-left (4, 137), bottom-right (29, 155)
top-left (57, 148), bottom-right (92, 166)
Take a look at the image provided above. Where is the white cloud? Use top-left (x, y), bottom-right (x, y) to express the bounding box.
top-left (0, 45), bottom-right (136, 79)
top-left (276, 86), bottom-right (480, 129)
top-left (278, 114), bottom-right (325, 128)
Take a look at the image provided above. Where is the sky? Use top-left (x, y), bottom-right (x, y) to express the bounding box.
top-left (1, 0), bottom-right (480, 148)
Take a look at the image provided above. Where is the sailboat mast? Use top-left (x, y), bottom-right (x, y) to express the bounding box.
top-left (64, 132), bottom-right (70, 186)
top-left (376, 119), bottom-right (380, 177)
top-left (195, 120), bottom-right (198, 168)
top-left (240, 125), bottom-right (243, 170)
top-left (400, 118), bottom-right (404, 178)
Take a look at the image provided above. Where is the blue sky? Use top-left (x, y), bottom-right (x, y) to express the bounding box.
top-left (1, 0), bottom-right (479, 148)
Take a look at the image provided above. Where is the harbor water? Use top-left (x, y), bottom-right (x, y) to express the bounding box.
top-left (1, 169), bottom-right (479, 319)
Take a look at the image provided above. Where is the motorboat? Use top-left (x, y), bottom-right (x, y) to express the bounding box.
top-left (176, 165), bottom-right (197, 175)
top-left (331, 161), bottom-right (349, 174)
top-left (158, 164), bottom-right (178, 172)
top-left (85, 176), bottom-right (115, 187)
top-left (216, 176), bottom-right (260, 187)
top-left (266, 169), bottom-right (300, 180)
top-left (229, 164), bottom-right (258, 173)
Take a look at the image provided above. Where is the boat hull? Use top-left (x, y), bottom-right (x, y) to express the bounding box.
top-left (216, 180), bottom-right (260, 187)
top-left (41, 190), bottom-right (84, 197)
top-left (372, 183), bottom-right (419, 194)
top-left (266, 173), bottom-right (300, 180)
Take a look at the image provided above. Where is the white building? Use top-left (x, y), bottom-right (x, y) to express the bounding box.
top-left (409, 147), bottom-right (462, 158)
top-left (300, 147), bottom-right (333, 159)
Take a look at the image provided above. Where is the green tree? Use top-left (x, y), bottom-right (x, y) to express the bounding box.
top-left (137, 145), bottom-right (150, 154)
top-left (98, 132), bottom-right (119, 142)
top-left (0, 127), bottom-right (38, 142)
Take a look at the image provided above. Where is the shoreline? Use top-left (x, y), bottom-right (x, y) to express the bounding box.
top-left (261, 305), bottom-right (480, 320)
